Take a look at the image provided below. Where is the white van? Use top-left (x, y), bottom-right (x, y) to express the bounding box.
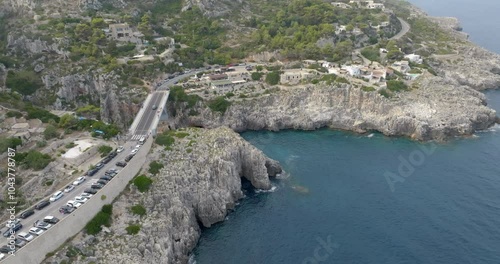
top-left (138, 136), bottom-right (146, 145)
top-left (49, 191), bottom-right (64, 202)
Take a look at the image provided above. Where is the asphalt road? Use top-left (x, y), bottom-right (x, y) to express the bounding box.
top-left (0, 140), bottom-right (140, 250)
top-left (133, 91), bottom-right (165, 136)
top-left (391, 17), bottom-right (410, 40)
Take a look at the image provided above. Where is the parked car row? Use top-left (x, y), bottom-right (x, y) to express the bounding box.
top-left (0, 145), bottom-right (126, 257)
top-left (1, 216), bottom-right (60, 251)
top-left (85, 150), bottom-right (118, 176)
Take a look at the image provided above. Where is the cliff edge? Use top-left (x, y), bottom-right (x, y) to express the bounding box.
top-left (44, 127), bottom-right (281, 264)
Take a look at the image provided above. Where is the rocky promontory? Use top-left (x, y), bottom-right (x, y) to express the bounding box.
top-left (171, 76), bottom-right (496, 141)
top-left (44, 127), bottom-right (281, 264)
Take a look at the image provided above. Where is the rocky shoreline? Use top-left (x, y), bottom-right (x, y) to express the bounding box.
top-left (171, 75), bottom-right (497, 141)
top-left (44, 127), bottom-right (281, 264)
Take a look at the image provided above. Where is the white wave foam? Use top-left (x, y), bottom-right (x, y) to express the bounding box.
top-left (188, 254), bottom-right (197, 264)
top-left (255, 185), bottom-right (278, 193)
top-left (367, 133), bottom-right (374, 138)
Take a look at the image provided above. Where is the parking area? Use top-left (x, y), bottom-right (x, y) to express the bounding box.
top-left (0, 137), bottom-right (148, 261)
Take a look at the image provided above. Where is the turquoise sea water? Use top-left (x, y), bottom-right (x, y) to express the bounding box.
top-left (194, 1), bottom-right (500, 263)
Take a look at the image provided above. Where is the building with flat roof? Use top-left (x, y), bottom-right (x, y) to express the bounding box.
top-left (108, 23), bottom-right (143, 44)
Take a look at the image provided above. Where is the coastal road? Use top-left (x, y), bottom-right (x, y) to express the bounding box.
top-left (0, 142), bottom-right (137, 250)
top-left (390, 17), bottom-right (410, 40)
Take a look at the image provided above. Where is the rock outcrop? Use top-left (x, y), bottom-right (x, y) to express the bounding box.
top-left (170, 79), bottom-right (496, 141)
top-left (44, 127), bottom-right (282, 264)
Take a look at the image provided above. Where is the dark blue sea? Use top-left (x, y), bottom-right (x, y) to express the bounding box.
top-left (193, 1), bottom-right (500, 263)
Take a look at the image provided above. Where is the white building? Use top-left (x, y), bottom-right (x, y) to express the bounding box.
top-left (331, 2), bottom-right (352, 8)
top-left (366, 1), bottom-right (385, 9)
top-left (404, 54), bottom-right (423, 64)
top-left (342, 65), bottom-right (361, 77)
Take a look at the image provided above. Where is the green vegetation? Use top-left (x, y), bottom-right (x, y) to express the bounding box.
top-left (251, 72), bottom-right (264, 81)
top-left (133, 175), bottom-right (153, 192)
top-left (379, 88), bottom-right (391, 98)
top-left (387, 80), bottom-right (408, 92)
top-left (362, 86), bottom-right (376, 92)
top-left (207, 96), bottom-right (231, 113)
top-left (98, 145), bottom-right (113, 157)
top-left (15, 150), bottom-right (53, 170)
top-left (148, 161), bottom-right (164, 175)
top-left (6, 70), bottom-right (43, 95)
top-left (25, 105), bottom-right (60, 123)
top-left (130, 204), bottom-right (146, 216)
top-left (265, 71), bottom-right (281, 85)
top-left (168, 86), bottom-right (201, 108)
top-left (85, 204), bottom-right (113, 235)
top-left (155, 132), bottom-right (175, 147)
top-left (44, 125), bottom-right (59, 140)
top-left (6, 111), bottom-right (23, 118)
top-left (0, 137), bottom-right (22, 153)
top-left (76, 105), bottom-right (100, 118)
top-left (361, 47), bottom-right (380, 62)
top-left (65, 142), bottom-right (76, 149)
top-left (126, 224), bottom-right (141, 235)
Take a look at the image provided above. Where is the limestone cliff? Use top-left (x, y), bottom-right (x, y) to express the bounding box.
top-left (170, 79), bottom-right (496, 141)
top-left (44, 127), bottom-right (282, 264)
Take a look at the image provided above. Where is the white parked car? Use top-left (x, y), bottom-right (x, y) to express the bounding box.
top-left (134, 144), bottom-right (141, 149)
top-left (64, 185), bottom-right (75, 193)
top-left (130, 148), bottom-right (139, 155)
top-left (17, 232), bottom-right (34, 242)
top-left (67, 201), bottom-right (82, 208)
top-left (28, 227), bottom-right (44, 236)
top-left (49, 191), bottom-right (64, 202)
top-left (80, 193), bottom-right (93, 199)
top-left (73, 176), bottom-right (86, 186)
top-left (116, 146), bottom-right (124, 153)
top-left (74, 196), bottom-right (89, 204)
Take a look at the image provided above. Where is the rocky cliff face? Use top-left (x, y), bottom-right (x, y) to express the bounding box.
top-left (171, 79), bottom-right (496, 141)
top-left (44, 127), bottom-right (282, 264)
top-left (431, 44), bottom-right (500, 91)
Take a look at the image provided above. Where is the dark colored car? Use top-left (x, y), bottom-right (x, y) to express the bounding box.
top-left (100, 176), bottom-right (112, 181)
top-left (96, 180), bottom-right (108, 185)
top-left (19, 209), bottom-right (35, 219)
top-left (84, 188), bottom-right (98, 194)
top-left (14, 239), bottom-right (26, 248)
top-left (107, 152), bottom-right (117, 158)
top-left (116, 161), bottom-right (127, 167)
top-left (59, 206), bottom-right (75, 214)
top-left (43, 216), bottom-right (59, 224)
top-left (2, 228), bottom-right (11, 238)
top-left (0, 245), bottom-right (13, 253)
top-left (35, 200), bottom-right (50, 210)
top-left (91, 183), bottom-right (104, 189)
top-left (101, 157), bottom-right (112, 164)
top-left (125, 155), bottom-right (134, 162)
top-left (86, 168), bottom-right (98, 176)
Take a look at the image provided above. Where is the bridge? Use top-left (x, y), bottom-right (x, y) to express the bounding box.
top-left (128, 90), bottom-right (169, 141)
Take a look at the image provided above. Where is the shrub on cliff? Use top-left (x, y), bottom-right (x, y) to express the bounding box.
top-left (126, 224), bottom-right (141, 235)
top-left (148, 160), bottom-right (164, 175)
top-left (169, 86), bottom-right (201, 108)
top-left (265, 71), bottom-right (281, 85)
top-left (6, 70), bottom-right (43, 95)
top-left (387, 80), bottom-right (408, 92)
top-left (85, 204), bottom-right (113, 235)
top-left (133, 175), bottom-right (153, 192)
top-left (208, 96), bottom-right (231, 113)
top-left (130, 205), bottom-right (146, 216)
top-left (155, 132), bottom-right (175, 147)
